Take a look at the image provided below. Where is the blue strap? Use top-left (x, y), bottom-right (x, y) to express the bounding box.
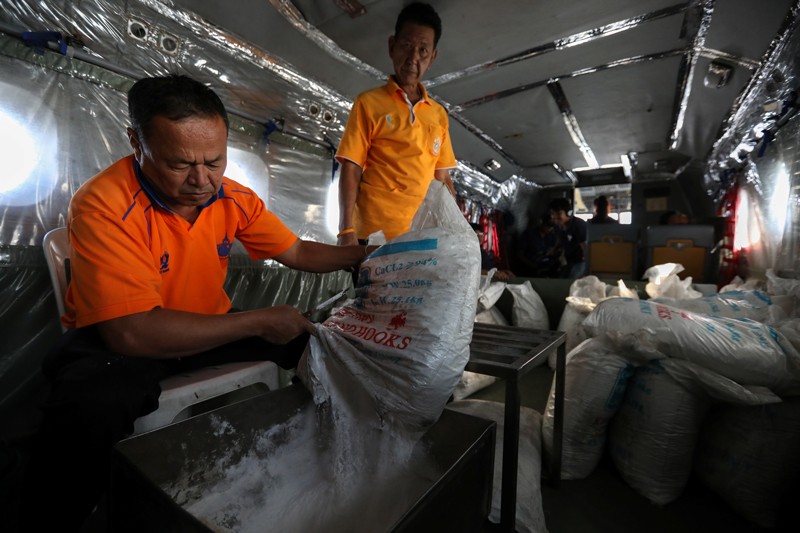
top-left (22, 31), bottom-right (68, 55)
top-left (322, 135), bottom-right (339, 182)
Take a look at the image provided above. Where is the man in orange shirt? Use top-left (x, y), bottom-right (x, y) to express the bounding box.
top-left (335, 2), bottom-right (457, 245)
top-left (20, 75), bottom-right (369, 532)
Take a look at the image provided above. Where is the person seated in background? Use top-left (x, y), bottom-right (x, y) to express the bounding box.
top-left (549, 197), bottom-right (587, 278)
top-left (18, 74), bottom-right (371, 532)
top-left (517, 213), bottom-right (561, 277)
top-left (471, 222), bottom-right (515, 281)
top-left (660, 210), bottom-right (690, 224)
top-left (588, 195), bottom-right (619, 224)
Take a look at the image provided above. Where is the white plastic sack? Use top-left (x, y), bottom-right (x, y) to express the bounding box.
top-left (552, 276), bottom-right (615, 368)
top-left (567, 275), bottom-right (608, 302)
top-left (452, 371), bottom-right (497, 401)
top-left (658, 357), bottom-right (781, 406)
top-left (583, 298), bottom-right (800, 395)
top-left (477, 269), bottom-right (507, 311)
top-left (766, 268), bottom-right (800, 297)
top-left (644, 263), bottom-right (702, 300)
top-left (719, 275), bottom-right (762, 294)
top-left (541, 336), bottom-right (635, 480)
top-left (300, 181), bottom-right (481, 434)
top-left (448, 400), bottom-right (547, 533)
top-left (475, 306), bottom-right (509, 325)
top-left (694, 397), bottom-right (800, 529)
top-left (505, 281), bottom-right (549, 330)
top-left (650, 289), bottom-right (773, 322)
top-left (608, 360), bottom-right (710, 506)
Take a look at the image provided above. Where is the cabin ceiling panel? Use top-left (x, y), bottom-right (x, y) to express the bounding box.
top-left (674, 55), bottom-right (759, 162)
top-left (171, 0), bottom-right (380, 99)
top-left (447, 119), bottom-right (517, 183)
top-left (561, 56), bottom-right (683, 167)
top-left (434, 12), bottom-right (688, 107)
top-left (293, 0), bottom-right (684, 77)
top-left (521, 165), bottom-right (575, 187)
top-left (460, 85), bottom-right (587, 172)
top-left (704, 0), bottom-right (794, 61)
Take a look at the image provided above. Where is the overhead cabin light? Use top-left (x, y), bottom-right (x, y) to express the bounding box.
top-left (621, 153), bottom-right (633, 179)
top-left (704, 60), bottom-right (733, 89)
top-left (485, 159), bottom-right (501, 171)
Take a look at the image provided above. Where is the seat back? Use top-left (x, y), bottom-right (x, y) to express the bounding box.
top-left (645, 225), bottom-right (715, 282)
top-left (586, 224), bottom-right (639, 279)
top-left (42, 227), bottom-right (70, 330)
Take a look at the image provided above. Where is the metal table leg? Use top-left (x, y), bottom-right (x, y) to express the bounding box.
top-left (551, 342), bottom-right (566, 487)
top-left (500, 375), bottom-right (521, 532)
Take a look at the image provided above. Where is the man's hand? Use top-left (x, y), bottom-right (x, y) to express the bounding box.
top-left (254, 305), bottom-right (317, 344)
top-left (493, 269), bottom-right (515, 282)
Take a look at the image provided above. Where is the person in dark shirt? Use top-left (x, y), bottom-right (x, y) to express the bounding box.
top-left (549, 198), bottom-right (587, 278)
top-left (518, 213), bottom-right (561, 277)
top-left (588, 195), bottom-right (619, 224)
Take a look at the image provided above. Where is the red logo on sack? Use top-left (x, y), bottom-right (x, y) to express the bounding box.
top-left (388, 311), bottom-right (407, 330)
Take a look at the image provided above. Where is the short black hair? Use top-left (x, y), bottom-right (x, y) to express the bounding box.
top-left (128, 75), bottom-right (229, 141)
top-left (593, 195), bottom-right (609, 209)
top-left (395, 2), bottom-right (442, 47)
top-left (549, 197), bottom-right (571, 213)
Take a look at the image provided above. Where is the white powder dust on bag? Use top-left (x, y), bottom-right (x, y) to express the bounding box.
top-left (301, 181), bottom-right (482, 434)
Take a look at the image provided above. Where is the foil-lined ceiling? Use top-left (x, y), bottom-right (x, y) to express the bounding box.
top-left (2, 0), bottom-right (799, 191)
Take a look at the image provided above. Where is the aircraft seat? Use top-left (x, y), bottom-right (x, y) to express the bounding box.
top-left (586, 224), bottom-right (640, 280)
top-left (644, 224), bottom-right (716, 283)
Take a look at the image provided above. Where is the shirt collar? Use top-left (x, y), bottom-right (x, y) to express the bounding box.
top-left (133, 158), bottom-right (222, 212)
top-left (387, 76), bottom-right (430, 105)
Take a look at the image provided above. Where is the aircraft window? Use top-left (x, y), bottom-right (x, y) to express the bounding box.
top-left (574, 184), bottom-right (632, 224)
top-left (769, 163), bottom-right (790, 238)
top-left (0, 94), bottom-right (58, 207)
top-left (735, 186), bottom-right (761, 251)
top-left (325, 176), bottom-right (339, 238)
top-left (224, 147), bottom-right (269, 203)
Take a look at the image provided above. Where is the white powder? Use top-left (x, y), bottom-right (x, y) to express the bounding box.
top-left (163, 402), bottom-right (442, 532)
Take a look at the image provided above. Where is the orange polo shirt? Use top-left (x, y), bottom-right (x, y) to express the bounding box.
top-left (336, 77), bottom-right (457, 240)
top-left (63, 155), bottom-right (297, 329)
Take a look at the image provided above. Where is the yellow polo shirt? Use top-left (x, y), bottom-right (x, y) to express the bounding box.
top-left (336, 77), bottom-right (457, 240)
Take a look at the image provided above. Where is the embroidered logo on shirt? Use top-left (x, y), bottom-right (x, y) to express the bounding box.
top-left (432, 136), bottom-right (441, 156)
top-left (159, 251), bottom-right (170, 274)
top-left (217, 233), bottom-right (233, 258)
top-left (386, 115), bottom-right (395, 128)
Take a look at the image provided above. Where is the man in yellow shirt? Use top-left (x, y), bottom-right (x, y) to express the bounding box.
top-left (335, 2), bottom-right (457, 244)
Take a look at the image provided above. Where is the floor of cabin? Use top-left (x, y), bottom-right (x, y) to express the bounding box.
top-left (2, 365), bottom-right (795, 533)
top-left (469, 365), bottom-right (796, 533)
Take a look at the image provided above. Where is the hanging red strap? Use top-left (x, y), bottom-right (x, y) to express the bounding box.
top-left (716, 182), bottom-right (740, 288)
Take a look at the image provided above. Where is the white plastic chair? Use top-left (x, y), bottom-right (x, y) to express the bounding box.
top-left (42, 227), bottom-right (280, 435)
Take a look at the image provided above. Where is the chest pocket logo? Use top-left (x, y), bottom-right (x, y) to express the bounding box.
top-left (432, 136), bottom-right (442, 157)
top-left (159, 251), bottom-right (170, 274)
top-left (217, 234), bottom-right (233, 258)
